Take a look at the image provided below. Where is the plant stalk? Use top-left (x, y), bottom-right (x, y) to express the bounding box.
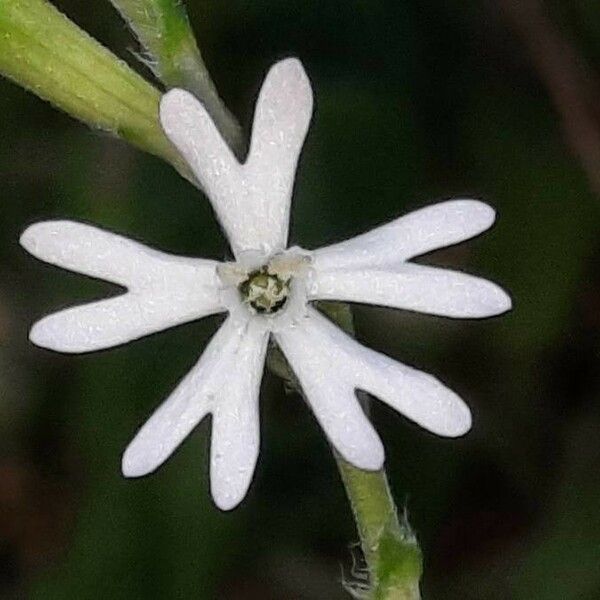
top-left (0, 0), bottom-right (193, 181)
top-left (337, 458), bottom-right (422, 599)
top-left (109, 0), bottom-right (244, 154)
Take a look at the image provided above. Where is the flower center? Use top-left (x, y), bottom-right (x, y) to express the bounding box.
top-left (238, 266), bottom-right (290, 314)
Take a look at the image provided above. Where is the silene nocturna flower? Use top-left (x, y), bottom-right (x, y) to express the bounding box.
top-left (21, 59), bottom-right (511, 510)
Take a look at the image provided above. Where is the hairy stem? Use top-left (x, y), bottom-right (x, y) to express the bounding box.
top-left (0, 0), bottom-right (193, 181)
top-left (337, 460), bottom-right (422, 600)
top-left (109, 0), bottom-right (244, 154)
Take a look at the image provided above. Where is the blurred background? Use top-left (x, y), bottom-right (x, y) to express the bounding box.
top-left (1, 0), bottom-right (600, 598)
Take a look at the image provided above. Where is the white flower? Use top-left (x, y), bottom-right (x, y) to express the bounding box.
top-left (21, 58), bottom-right (511, 510)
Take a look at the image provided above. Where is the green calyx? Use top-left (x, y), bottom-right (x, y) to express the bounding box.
top-left (0, 0), bottom-right (193, 181)
top-left (108, 0), bottom-right (244, 153)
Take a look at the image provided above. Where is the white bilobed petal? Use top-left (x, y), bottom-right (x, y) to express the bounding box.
top-left (309, 263), bottom-right (512, 318)
top-left (244, 58), bottom-right (313, 252)
top-left (123, 318), bottom-right (268, 511)
top-left (313, 200), bottom-right (496, 271)
top-left (276, 309), bottom-right (471, 464)
top-left (275, 314), bottom-right (385, 470)
top-left (160, 59), bottom-right (313, 258)
top-left (21, 221), bottom-right (223, 352)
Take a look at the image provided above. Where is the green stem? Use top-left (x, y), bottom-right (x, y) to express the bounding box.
top-left (0, 0), bottom-right (193, 181)
top-left (108, 0), bottom-right (244, 154)
top-left (337, 459), bottom-right (422, 599)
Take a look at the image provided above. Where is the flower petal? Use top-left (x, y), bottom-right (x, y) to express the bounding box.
top-left (309, 263), bottom-right (512, 318)
top-left (160, 58), bottom-right (312, 258)
top-left (275, 314), bottom-right (385, 470)
top-left (313, 199), bottom-right (496, 271)
top-left (275, 308), bottom-right (471, 465)
top-left (21, 220), bottom-right (223, 352)
top-left (122, 317), bottom-right (268, 512)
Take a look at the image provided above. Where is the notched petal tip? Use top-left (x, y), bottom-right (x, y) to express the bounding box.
top-left (406, 380), bottom-right (473, 439)
top-left (493, 286), bottom-right (513, 314)
top-left (477, 281), bottom-right (513, 318)
top-left (211, 489), bottom-right (246, 512)
top-left (263, 57), bottom-right (314, 113)
top-left (342, 437), bottom-right (386, 472)
top-left (29, 311), bottom-right (111, 354)
top-left (159, 88), bottom-right (200, 131)
top-left (19, 220), bottom-right (66, 256)
top-left (274, 56), bottom-right (305, 72)
top-left (19, 225), bottom-right (37, 253)
top-left (444, 198), bottom-right (496, 231)
top-left (28, 320), bottom-right (51, 349)
top-left (270, 56), bottom-right (310, 84)
top-left (29, 318), bottom-right (75, 353)
top-left (121, 450), bottom-right (156, 479)
top-left (210, 475), bottom-right (254, 511)
top-left (437, 403), bottom-right (473, 438)
top-left (159, 87), bottom-right (194, 111)
top-left (210, 437), bottom-right (261, 512)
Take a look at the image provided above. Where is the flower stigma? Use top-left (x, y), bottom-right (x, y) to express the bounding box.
top-left (239, 266), bottom-right (290, 314)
